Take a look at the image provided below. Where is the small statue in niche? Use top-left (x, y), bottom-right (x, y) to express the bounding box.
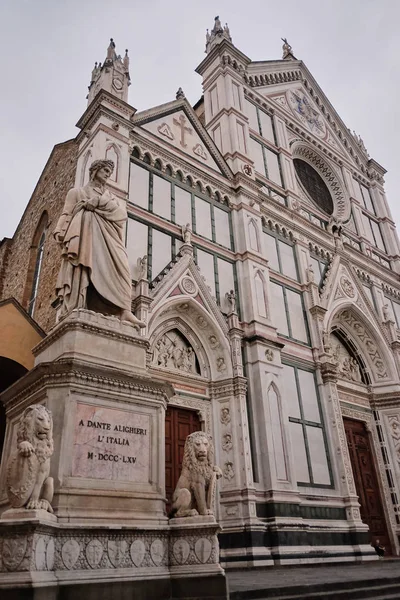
top-left (225, 289), bottom-right (237, 314)
top-left (306, 263), bottom-right (315, 283)
top-left (182, 223), bottom-right (192, 245)
top-left (169, 431), bottom-right (222, 518)
top-left (137, 255), bottom-right (148, 280)
top-left (6, 405), bottom-right (54, 513)
top-left (382, 303), bottom-right (392, 322)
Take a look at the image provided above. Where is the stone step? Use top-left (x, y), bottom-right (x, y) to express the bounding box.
top-left (258, 582), bottom-right (400, 600)
top-left (230, 577), bottom-right (400, 600)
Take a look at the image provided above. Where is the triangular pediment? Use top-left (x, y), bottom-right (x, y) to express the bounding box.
top-left (133, 99), bottom-right (232, 179)
top-left (321, 257), bottom-right (375, 317)
top-left (319, 258), bottom-right (395, 382)
top-left (149, 247), bottom-right (229, 338)
top-left (247, 65), bottom-right (370, 166)
top-left (266, 85), bottom-right (351, 158)
top-left (321, 257), bottom-right (389, 347)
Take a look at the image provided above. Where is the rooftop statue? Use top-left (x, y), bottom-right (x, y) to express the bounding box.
top-left (54, 159), bottom-right (145, 329)
top-left (281, 37), bottom-right (295, 59)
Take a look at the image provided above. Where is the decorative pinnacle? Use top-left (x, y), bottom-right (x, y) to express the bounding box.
top-left (176, 87), bottom-right (185, 100)
top-left (205, 15), bottom-right (232, 53)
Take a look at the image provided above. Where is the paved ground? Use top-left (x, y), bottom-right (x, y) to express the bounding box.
top-left (227, 559), bottom-right (400, 596)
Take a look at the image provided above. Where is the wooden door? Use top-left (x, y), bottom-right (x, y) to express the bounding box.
top-left (165, 406), bottom-right (201, 514)
top-left (344, 417), bottom-right (391, 552)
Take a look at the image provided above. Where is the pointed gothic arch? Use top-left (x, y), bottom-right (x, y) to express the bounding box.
top-left (105, 143), bottom-right (120, 182)
top-left (327, 303), bottom-right (395, 384)
top-left (22, 211), bottom-right (48, 316)
top-left (254, 269), bottom-right (268, 318)
top-left (81, 149), bottom-right (92, 186)
top-left (248, 217), bottom-right (260, 252)
top-left (148, 295), bottom-right (232, 381)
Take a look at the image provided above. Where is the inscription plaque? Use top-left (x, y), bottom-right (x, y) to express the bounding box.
top-left (72, 403), bottom-right (151, 483)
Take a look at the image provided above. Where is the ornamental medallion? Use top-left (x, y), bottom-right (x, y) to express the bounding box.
top-left (287, 90), bottom-right (326, 138)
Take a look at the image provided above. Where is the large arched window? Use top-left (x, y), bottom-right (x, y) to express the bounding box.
top-left (23, 212), bottom-right (48, 318)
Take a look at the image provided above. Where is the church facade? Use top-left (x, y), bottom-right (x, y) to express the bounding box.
top-left (1, 18), bottom-right (400, 568)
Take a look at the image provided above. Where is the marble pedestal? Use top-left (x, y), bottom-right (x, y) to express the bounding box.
top-left (0, 310), bottom-right (227, 598)
top-left (0, 309), bottom-right (173, 525)
top-left (0, 515), bottom-right (226, 599)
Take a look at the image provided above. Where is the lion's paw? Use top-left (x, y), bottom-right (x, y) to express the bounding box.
top-left (19, 441), bottom-right (35, 457)
top-left (189, 509), bottom-right (199, 516)
top-left (26, 500), bottom-right (41, 510)
top-left (39, 499), bottom-right (53, 513)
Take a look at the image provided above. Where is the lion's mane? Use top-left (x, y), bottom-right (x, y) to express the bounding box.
top-left (16, 405), bottom-right (54, 463)
top-left (181, 431), bottom-right (214, 480)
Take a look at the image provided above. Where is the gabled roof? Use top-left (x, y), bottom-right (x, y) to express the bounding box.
top-left (246, 58), bottom-right (379, 170)
top-left (132, 96), bottom-right (233, 180)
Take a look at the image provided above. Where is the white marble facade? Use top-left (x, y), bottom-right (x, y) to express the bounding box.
top-left (6, 23), bottom-right (400, 569)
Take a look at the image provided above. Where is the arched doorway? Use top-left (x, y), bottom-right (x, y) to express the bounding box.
top-left (327, 318), bottom-right (394, 554)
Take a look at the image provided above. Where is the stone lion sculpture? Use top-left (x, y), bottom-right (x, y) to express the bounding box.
top-left (170, 431), bottom-right (222, 518)
top-left (6, 405), bottom-right (54, 512)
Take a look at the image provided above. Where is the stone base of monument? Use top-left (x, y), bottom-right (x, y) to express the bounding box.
top-left (169, 516), bottom-right (227, 599)
top-left (0, 309), bottom-right (174, 525)
top-left (0, 310), bottom-right (227, 597)
top-left (0, 517), bottom-right (227, 599)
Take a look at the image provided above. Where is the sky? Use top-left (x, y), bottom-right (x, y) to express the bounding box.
top-left (0, 0), bottom-right (399, 240)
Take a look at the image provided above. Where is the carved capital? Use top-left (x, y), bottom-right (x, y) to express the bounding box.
top-left (320, 357), bottom-right (339, 383)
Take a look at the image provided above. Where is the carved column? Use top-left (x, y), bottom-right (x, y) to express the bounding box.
top-left (319, 359), bottom-right (367, 529)
top-left (132, 276), bottom-right (152, 337)
top-left (227, 311), bottom-right (244, 378)
top-left (210, 378), bottom-right (256, 526)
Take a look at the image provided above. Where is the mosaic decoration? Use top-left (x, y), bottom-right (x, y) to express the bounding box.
top-left (288, 90), bottom-right (326, 138)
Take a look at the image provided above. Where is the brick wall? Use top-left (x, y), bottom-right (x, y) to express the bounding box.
top-left (0, 139), bottom-right (78, 332)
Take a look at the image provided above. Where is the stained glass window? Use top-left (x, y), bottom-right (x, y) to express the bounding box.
top-left (294, 159), bottom-right (333, 215)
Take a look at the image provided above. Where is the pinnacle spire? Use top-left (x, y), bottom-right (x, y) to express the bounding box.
top-left (205, 15), bottom-right (232, 54)
top-left (87, 38), bottom-right (131, 106)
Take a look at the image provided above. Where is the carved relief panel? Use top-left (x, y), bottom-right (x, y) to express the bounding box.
top-left (152, 329), bottom-right (200, 375)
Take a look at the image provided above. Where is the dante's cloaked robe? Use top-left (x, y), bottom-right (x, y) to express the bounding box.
top-left (54, 183), bottom-right (132, 317)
